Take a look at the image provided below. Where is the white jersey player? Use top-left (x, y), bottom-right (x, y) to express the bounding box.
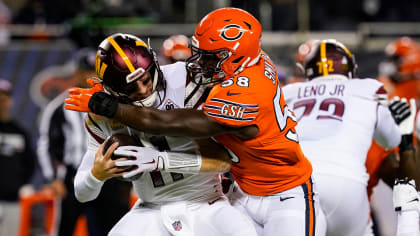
top-left (282, 39), bottom-right (401, 236)
top-left (72, 33), bottom-right (257, 236)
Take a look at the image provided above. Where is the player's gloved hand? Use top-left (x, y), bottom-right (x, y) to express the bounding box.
top-left (113, 146), bottom-right (167, 179)
top-left (65, 90), bottom-right (119, 118)
top-left (88, 92), bottom-right (119, 118)
top-left (389, 96), bottom-right (416, 135)
top-left (393, 178), bottom-right (420, 213)
top-left (389, 97), bottom-right (417, 151)
top-left (64, 79), bottom-right (104, 112)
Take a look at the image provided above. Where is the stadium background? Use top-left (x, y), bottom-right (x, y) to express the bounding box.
top-left (1, 0), bottom-right (419, 142)
top-left (0, 0), bottom-right (419, 235)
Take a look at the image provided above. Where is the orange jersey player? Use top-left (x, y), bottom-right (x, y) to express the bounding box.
top-left (378, 37), bottom-right (420, 101)
top-left (65, 7), bottom-right (319, 236)
top-left (365, 140), bottom-right (398, 199)
top-left (202, 53), bottom-right (312, 196)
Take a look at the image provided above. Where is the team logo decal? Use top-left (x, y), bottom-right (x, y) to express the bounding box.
top-left (172, 220), bottom-right (182, 231)
top-left (220, 24), bottom-right (245, 41)
top-left (165, 99), bottom-right (178, 110)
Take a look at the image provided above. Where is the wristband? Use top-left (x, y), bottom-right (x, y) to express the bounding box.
top-left (399, 135), bottom-right (414, 152)
top-left (165, 150), bottom-right (202, 174)
top-left (88, 92), bottom-right (119, 118)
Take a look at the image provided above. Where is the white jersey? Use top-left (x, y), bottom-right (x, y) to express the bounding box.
top-left (282, 75), bottom-right (401, 184)
top-left (75, 62), bottom-right (223, 204)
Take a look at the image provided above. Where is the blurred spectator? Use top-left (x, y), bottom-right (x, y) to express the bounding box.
top-left (0, 79), bottom-right (36, 236)
top-left (31, 48), bottom-right (98, 108)
top-left (37, 48), bottom-right (131, 236)
top-left (160, 34), bottom-right (191, 65)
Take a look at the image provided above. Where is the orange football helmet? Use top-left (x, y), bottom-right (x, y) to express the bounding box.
top-left (161, 34), bottom-right (191, 63)
top-left (379, 37), bottom-right (420, 82)
top-left (385, 37), bottom-right (420, 57)
top-left (294, 39), bottom-right (319, 79)
top-left (186, 7), bottom-right (262, 85)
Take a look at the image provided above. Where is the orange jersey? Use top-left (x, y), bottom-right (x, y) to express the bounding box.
top-left (366, 137), bottom-right (418, 199)
top-left (378, 76), bottom-right (420, 100)
top-left (365, 140), bottom-right (396, 199)
top-left (203, 54), bottom-right (312, 196)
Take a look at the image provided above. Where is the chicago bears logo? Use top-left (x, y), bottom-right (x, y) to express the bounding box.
top-left (220, 24), bottom-right (246, 41)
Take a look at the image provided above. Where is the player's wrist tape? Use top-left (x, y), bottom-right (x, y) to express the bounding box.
top-left (394, 178), bottom-right (419, 213)
top-left (163, 150), bottom-right (202, 174)
top-left (399, 135), bottom-right (414, 152)
top-left (88, 92), bottom-right (118, 118)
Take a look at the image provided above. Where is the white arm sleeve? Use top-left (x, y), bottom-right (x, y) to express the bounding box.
top-left (74, 135), bottom-right (104, 202)
top-left (374, 103), bottom-right (401, 149)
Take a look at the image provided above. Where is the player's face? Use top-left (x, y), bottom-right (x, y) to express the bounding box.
top-left (197, 52), bottom-right (221, 79)
top-left (123, 72), bottom-right (153, 101)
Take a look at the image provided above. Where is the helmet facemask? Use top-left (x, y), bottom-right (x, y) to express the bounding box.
top-left (186, 45), bottom-right (230, 86)
top-left (104, 64), bottom-right (165, 107)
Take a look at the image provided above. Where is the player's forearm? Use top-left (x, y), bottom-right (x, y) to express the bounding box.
top-left (196, 138), bottom-right (231, 172)
top-left (399, 149), bottom-right (420, 190)
top-left (199, 156), bottom-right (231, 172)
top-left (74, 169), bottom-right (104, 202)
top-left (74, 150), bottom-right (104, 202)
top-left (163, 149), bottom-right (230, 173)
top-left (115, 103), bottom-right (225, 138)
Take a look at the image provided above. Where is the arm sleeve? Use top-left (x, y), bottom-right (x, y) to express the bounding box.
top-left (373, 103), bottom-right (401, 149)
top-left (73, 135), bottom-right (104, 203)
top-left (203, 89), bottom-right (259, 127)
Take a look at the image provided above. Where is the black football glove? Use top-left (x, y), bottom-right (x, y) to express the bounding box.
top-left (88, 92), bottom-right (119, 118)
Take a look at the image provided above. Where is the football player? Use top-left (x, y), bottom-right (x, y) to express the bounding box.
top-left (281, 39), bottom-right (415, 236)
top-left (71, 33), bottom-right (258, 236)
top-left (160, 34), bottom-right (191, 64)
top-left (366, 37), bottom-right (420, 235)
top-left (378, 36), bottom-right (420, 101)
top-left (390, 97), bottom-right (420, 236)
top-left (65, 8), bottom-right (319, 236)
top-left (287, 39), bottom-right (320, 84)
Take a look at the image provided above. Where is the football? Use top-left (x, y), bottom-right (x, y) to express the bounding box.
top-left (102, 133), bottom-right (143, 181)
